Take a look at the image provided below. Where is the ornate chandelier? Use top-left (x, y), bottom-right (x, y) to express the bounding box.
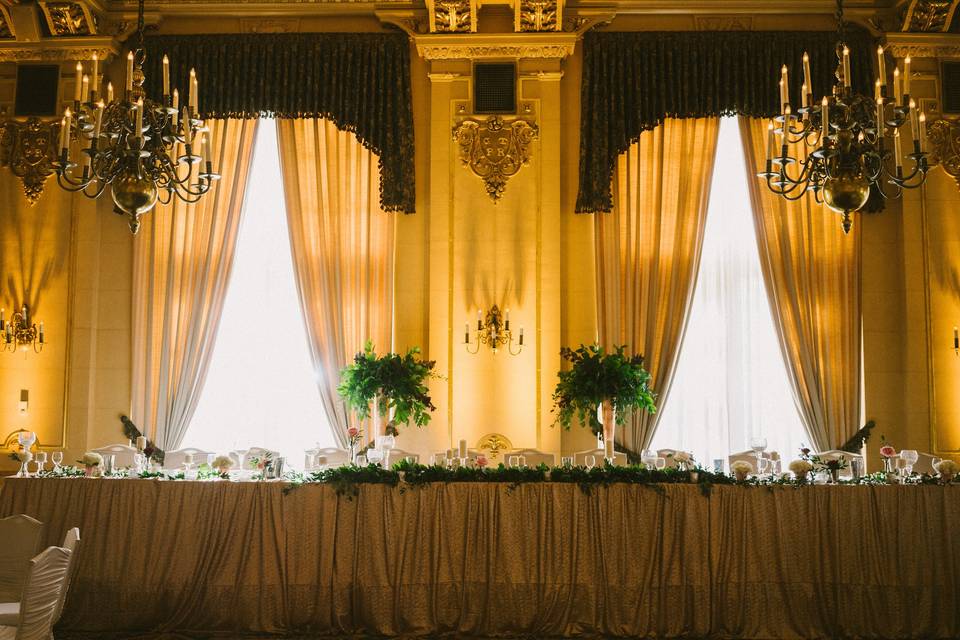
top-left (1, 306), bottom-right (44, 354)
top-left (465, 305), bottom-right (524, 356)
top-left (760, 0), bottom-right (928, 233)
top-left (53, 0), bottom-right (218, 234)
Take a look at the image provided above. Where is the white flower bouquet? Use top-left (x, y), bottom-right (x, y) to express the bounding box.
top-left (789, 459), bottom-right (813, 479)
top-left (730, 460), bottom-right (753, 481)
top-left (935, 459), bottom-right (958, 482)
top-left (79, 451), bottom-right (103, 477)
top-left (212, 455), bottom-right (234, 473)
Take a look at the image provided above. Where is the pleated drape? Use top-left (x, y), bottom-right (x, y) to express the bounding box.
top-left (596, 118), bottom-right (720, 452)
top-left (738, 117), bottom-right (862, 451)
top-left (131, 119), bottom-right (259, 450)
top-left (276, 119), bottom-right (395, 448)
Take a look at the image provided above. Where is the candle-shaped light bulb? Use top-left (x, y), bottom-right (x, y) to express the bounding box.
top-left (58, 116), bottom-right (67, 152)
top-left (842, 46), bottom-right (851, 89)
top-left (21, 305), bottom-right (27, 324)
top-left (91, 52), bottom-right (98, 93)
top-left (821, 96), bottom-right (829, 140)
top-left (802, 52), bottom-right (812, 98)
top-left (877, 45), bottom-right (886, 87)
top-left (62, 109), bottom-right (72, 156)
top-left (189, 68), bottom-right (198, 113)
top-left (893, 67), bottom-right (902, 104)
top-left (73, 61), bottom-right (82, 101)
top-left (107, 81), bottom-right (114, 103)
top-left (781, 64), bottom-right (789, 108)
top-left (80, 74), bottom-right (89, 103)
top-left (894, 130), bottom-right (903, 170)
top-left (519, 326), bottom-right (524, 346)
top-left (135, 98), bottom-right (144, 139)
top-left (876, 96), bottom-right (884, 135)
top-left (766, 121), bottom-right (774, 158)
top-left (477, 309), bottom-right (482, 330)
top-left (801, 83), bottom-right (808, 110)
top-left (162, 54), bottom-right (170, 97)
top-left (875, 78), bottom-right (881, 101)
top-left (920, 111), bottom-right (927, 152)
top-left (126, 51), bottom-right (134, 93)
top-left (172, 88), bottom-right (179, 126)
top-left (909, 98), bottom-right (919, 141)
top-left (94, 100), bottom-right (104, 138)
top-left (904, 56), bottom-right (911, 98)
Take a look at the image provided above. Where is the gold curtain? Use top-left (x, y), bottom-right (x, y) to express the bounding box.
top-left (738, 117), bottom-right (862, 451)
top-left (596, 118), bottom-right (720, 452)
top-left (276, 119), bottom-right (395, 449)
top-left (131, 119), bottom-right (258, 450)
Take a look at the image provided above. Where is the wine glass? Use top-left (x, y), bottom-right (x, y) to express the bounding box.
top-left (355, 454), bottom-right (368, 467)
top-left (508, 455), bottom-right (520, 468)
top-left (18, 431), bottom-right (36, 448)
top-left (900, 449), bottom-right (919, 475)
top-left (234, 448), bottom-right (249, 476)
top-left (34, 451), bottom-right (48, 475)
top-left (518, 455), bottom-right (527, 468)
top-left (584, 454), bottom-right (596, 470)
top-left (641, 449), bottom-right (658, 470)
top-left (51, 451), bottom-right (63, 471)
top-left (750, 436), bottom-right (767, 476)
top-left (561, 456), bottom-right (574, 468)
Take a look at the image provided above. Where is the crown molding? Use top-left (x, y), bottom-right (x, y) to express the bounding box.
top-left (0, 35), bottom-right (120, 62)
top-left (415, 32), bottom-right (578, 59)
top-left (885, 32), bottom-right (960, 58)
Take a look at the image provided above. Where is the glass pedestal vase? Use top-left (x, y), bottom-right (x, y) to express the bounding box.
top-left (601, 400), bottom-right (616, 463)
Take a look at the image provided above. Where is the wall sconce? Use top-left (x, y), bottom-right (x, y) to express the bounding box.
top-left (19, 390), bottom-right (28, 414)
top-left (465, 305), bottom-right (523, 355)
top-left (1, 305), bottom-right (44, 353)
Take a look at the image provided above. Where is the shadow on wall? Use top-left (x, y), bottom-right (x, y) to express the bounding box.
top-left (1, 199), bottom-right (69, 316)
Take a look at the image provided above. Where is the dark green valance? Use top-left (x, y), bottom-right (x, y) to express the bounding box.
top-left (576, 29), bottom-right (877, 213)
top-left (143, 33), bottom-right (415, 213)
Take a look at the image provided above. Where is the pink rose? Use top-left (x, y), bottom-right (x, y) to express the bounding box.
top-left (476, 455), bottom-right (488, 468)
top-left (880, 445), bottom-right (897, 458)
top-left (347, 427), bottom-right (359, 438)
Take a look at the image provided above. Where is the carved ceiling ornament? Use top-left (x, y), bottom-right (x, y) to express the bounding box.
top-left (927, 118), bottom-right (960, 188)
top-left (38, 1), bottom-right (98, 36)
top-left (515, 0), bottom-right (562, 32)
top-left (425, 0), bottom-right (476, 33)
top-left (0, 6), bottom-right (15, 39)
top-left (901, 0), bottom-right (960, 32)
top-left (453, 114), bottom-right (537, 201)
top-left (0, 40), bottom-right (117, 63)
top-left (414, 33), bottom-right (578, 60)
top-left (0, 118), bottom-right (60, 204)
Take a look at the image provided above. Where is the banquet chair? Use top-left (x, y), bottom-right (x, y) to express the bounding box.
top-left (0, 515), bottom-right (43, 603)
top-left (163, 447), bottom-right (215, 470)
top-left (509, 449), bottom-right (556, 467)
top-left (0, 546), bottom-right (72, 640)
top-left (574, 449), bottom-right (628, 467)
top-left (305, 447), bottom-right (351, 469)
top-left (913, 452), bottom-right (939, 475)
top-left (812, 450), bottom-right (864, 478)
top-left (91, 444), bottom-right (138, 468)
top-left (656, 449), bottom-right (696, 468)
top-left (0, 526), bottom-right (80, 628)
top-left (383, 448), bottom-right (419, 466)
top-left (727, 449), bottom-right (780, 471)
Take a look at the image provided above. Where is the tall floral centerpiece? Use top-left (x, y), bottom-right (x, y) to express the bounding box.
top-left (337, 341), bottom-right (438, 443)
top-left (552, 344), bottom-right (656, 461)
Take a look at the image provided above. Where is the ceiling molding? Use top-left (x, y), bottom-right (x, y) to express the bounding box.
top-left (886, 32), bottom-right (960, 57)
top-left (414, 32), bottom-right (578, 59)
top-left (901, 0), bottom-right (960, 32)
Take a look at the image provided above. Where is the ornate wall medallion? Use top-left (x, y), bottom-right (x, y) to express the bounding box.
top-left (453, 115), bottom-right (537, 201)
top-left (476, 433), bottom-right (512, 459)
top-left (426, 0), bottom-right (475, 33)
top-left (927, 118), bottom-right (960, 187)
top-left (516, 0), bottom-right (562, 32)
top-left (0, 118), bottom-right (60, 203)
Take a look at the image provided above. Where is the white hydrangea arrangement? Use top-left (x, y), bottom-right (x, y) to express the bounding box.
top-left (673, 451), bottom-right (692, 464)
top-left (789, 459), bottom-right (813, 477)
top-left (935, 459), bottom-right (958, 481)
top-left (730, 460), bottom-right (753, 480)
top-left (80, 452), bottom-right (103, 467)
top-left (212, 455), bottom-right (234, 472)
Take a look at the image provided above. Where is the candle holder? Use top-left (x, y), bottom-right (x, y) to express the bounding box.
top-left (465, 305), bottom-right (523, 355)
top-left (1, 305), bottom-right (44, 354)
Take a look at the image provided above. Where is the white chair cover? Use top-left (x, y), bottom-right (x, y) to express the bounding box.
top-left (0, 516), bottom-right (42, 602)
top-left (51, 528), bottom-right (80, 625)
top-left (304, 447), bottom-right (351, 469)
top-left (508, 449), bottom-right (556, 467)
top-left (383, 449), bottom-right (419, 466)
top-left (91, 444), bottom-right (138, 468)
top-left (914, 452), bottom-right (939, 475)
top-left (2, 546), bottom-right (71, 640)
top-left (574, 449), bottom-right (627, 467)
top-left (727, 449), bottom-right (780, 469)
top-left (163, 447), bottom-right (215, 470)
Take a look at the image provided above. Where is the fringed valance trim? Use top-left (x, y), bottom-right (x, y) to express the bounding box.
top-left (143, 33), bottom-right (416, 213)
top-left (576, 29), bottom-right (877, 213)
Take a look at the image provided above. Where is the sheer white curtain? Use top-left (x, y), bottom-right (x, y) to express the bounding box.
top-left (183, 124), bottom-right (335, 461)
top-left (651, 119), bottom-right (807, 465)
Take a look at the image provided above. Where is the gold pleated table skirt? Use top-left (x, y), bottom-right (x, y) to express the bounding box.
top-left (1, 478), bottom-right (957, 639)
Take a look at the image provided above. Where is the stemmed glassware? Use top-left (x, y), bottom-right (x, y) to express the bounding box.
top-left (33, 451), bottom-right (48, 475)
top-left (641, 449), bottom-right (657, 470)
top-left (750, 436), bottom-right (768, 478)
top-left (899, 449), bottom-right (919, 477)
top-left (234, 447), bottom-right (249, 477)
top-left (584, 454), bottom-right (596, 470)
top-left (51, 451), bottom-right (63, 472)
top-left (367, 449), bottom-right (384, 467)
top-left (655, 457), bottom-right (666, 471)
top-left (16, 431), bottom-right (36, 477)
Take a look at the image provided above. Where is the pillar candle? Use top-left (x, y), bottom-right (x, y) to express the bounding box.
top-left (73, 62), bottom-right (82, 101)
top-left (126, 51), bottom-right (134, 93)
top-left (136, 436), bottom-right (147, 452)
top-left (903, 56), bottom-right (911, 98)
top-left (877, 45), bottom-right (886, 86)
top-left (458, 439), bottom-right (467, 458)
top-left (162, 54), bottom-right (170, 97)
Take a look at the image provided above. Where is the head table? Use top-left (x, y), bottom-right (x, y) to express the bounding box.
top-left (1, 476), bottom-right (957, 639)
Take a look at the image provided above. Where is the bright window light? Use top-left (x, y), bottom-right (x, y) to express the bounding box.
top-left (650, 118), bottom-right (808, 466)
top-left (184, 124), bottom-right (334, 463)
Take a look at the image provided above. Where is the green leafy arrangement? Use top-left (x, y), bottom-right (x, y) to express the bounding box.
top-left (337, 341), bottom-right (439, 431)
top-left (839, 420), bottom-right (876, 453)
top-left (552, 344), bottom-right (657, 430)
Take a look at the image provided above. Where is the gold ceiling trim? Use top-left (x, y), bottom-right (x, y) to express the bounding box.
top-left (453, 114), bottom-right (538, 202)
top-left (902, 0), bottom-right (960, 32)
top-left (0, 36), bottom-right (119, 62)
top-left (516, 0), bottom-right (563, 32)
top-left (0, 5), bottom-right (15, 39)
top-left (927, 118), bottom-right (960, 188)
top-left (415, 33), bottom-right (577, 60)
top-left (425, 0), bottom-right (475, 32)
top-left (38, 1), bottom-right (99, 36)
top-left (885, 33), bottom-right (960, 58)
top-left (0, 118), bottom-right (61, 204)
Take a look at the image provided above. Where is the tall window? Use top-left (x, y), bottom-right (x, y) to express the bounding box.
top-left (184, 124), bottom-right (334, 459)
top-left (650, 119), bottom-right (807, 465)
